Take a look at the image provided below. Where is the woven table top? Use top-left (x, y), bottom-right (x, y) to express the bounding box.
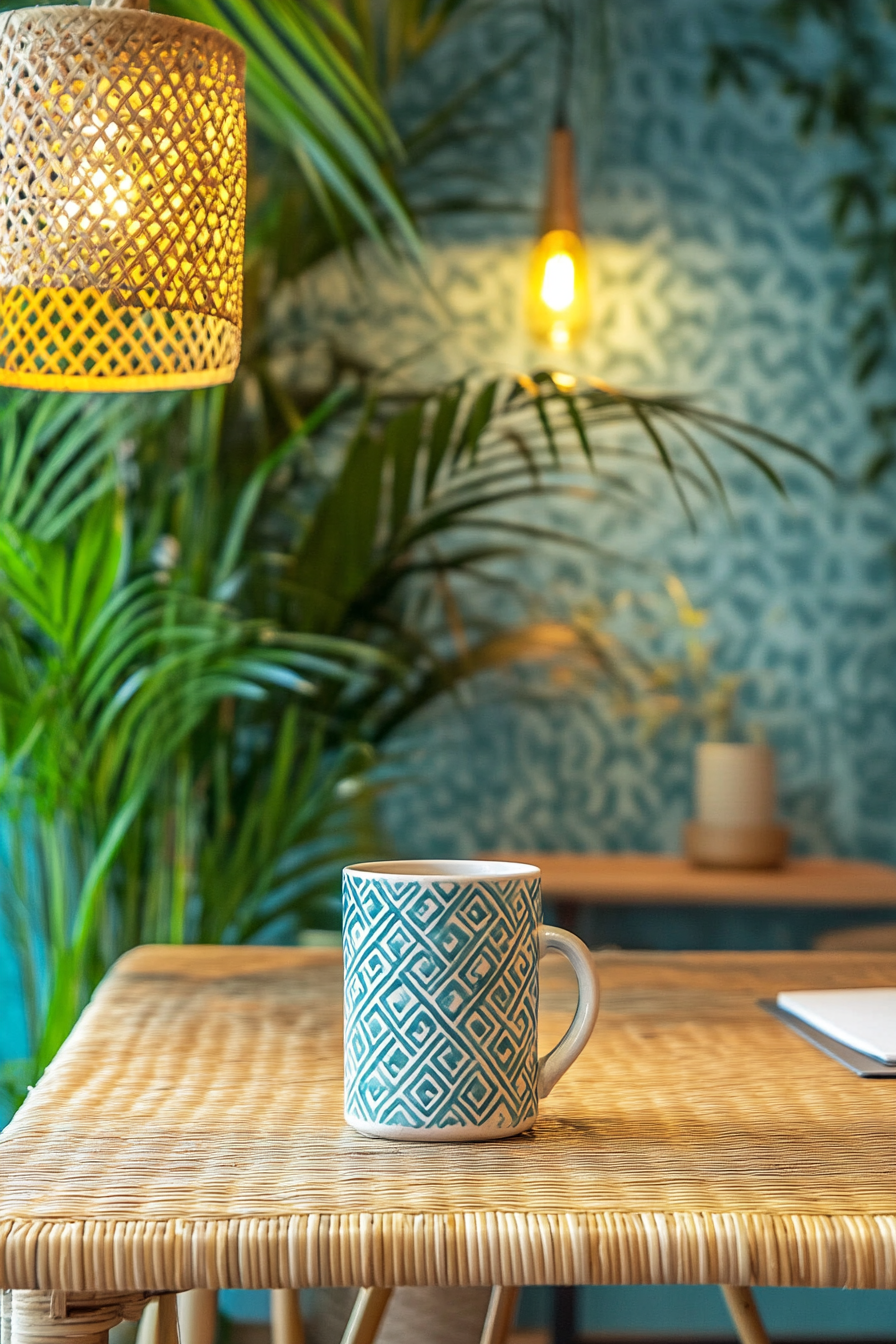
top-left (1, 947), bottom-right (894, 1293)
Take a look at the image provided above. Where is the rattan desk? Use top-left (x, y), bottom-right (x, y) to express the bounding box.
top-left (1, 946), bottom-right (895, 1344)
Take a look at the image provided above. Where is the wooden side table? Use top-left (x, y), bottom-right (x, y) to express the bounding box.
top-left (1, 946), bottom-right (894, 1344)
top-left (481, 852), bottom-right (896, 934)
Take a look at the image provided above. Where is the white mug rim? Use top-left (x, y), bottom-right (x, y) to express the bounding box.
top-left (344, 858), bottom-right (540, 880)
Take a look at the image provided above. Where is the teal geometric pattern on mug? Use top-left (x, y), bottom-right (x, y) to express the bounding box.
top-left (343, 872), bottom-right (541, 1132)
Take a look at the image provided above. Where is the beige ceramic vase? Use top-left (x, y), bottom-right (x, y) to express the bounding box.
top-left (684, 742), bottom-right (789, 869)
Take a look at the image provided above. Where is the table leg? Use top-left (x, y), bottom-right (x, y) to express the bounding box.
top-left (552, 1286), bottom-right (576, 1344)
top-left (270, 1291), bottom-right (304, 1344)
top-left (339, 1289), bottom-right (392, 1344)
top-left (720, 1287), bottom-right (770, 1344)
top-left (177, 1292), bottom-right (217, 1344)
top-left (5, 1293), bottom-right (147, 1344)
top-left (479, 1288), bottom-right (518, 1344)
top-left (156, 1298), bottom-right (177, 1344)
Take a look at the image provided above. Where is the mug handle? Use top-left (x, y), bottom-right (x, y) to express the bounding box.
top-left (536, 925), bottom-right (601, 1099)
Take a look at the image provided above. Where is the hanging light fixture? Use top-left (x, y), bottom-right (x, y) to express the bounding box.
top-left (526, 11), bottom-right (589, 352)
top-left (0, 0), bottom-right (247, 392)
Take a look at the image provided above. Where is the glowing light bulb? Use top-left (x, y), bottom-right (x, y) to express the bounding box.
top-left (526, 228), bottom-right (590, 350)
top-left (541, 251), bottom-right (575, 311)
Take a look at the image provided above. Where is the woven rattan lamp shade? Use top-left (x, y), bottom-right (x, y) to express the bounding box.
top-left (0, 0), bottom-right (246, 392)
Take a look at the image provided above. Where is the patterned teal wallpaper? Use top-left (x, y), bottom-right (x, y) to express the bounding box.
top-left (2, 0), bottom-right (895, 1068)
top-left (274, 0), bottom-right (896, 874)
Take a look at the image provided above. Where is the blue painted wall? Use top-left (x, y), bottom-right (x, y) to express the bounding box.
top-left (215, 1286), bottom-right (896, 1338)
top-left (271, 0), bottom-right (896, 870)
top-left (0, 938), bottom-right (25, 1063)
top-left (5, 0), bottom-right (896, 1058)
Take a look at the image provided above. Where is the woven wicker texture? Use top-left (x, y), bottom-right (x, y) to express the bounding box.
top-left (0, 1293), bottom-right (145, 1344)
top-left (0, 4), bottom-right (246, 390)
top-left (1, 947), bottom-right (894, 1291)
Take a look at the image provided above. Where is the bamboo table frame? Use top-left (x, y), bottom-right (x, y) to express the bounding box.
top-left (1, 946), bottom-right (894, 1344)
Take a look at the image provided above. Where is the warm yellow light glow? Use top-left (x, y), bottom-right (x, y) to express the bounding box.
top-left (0, 5), bottom-right (247, 391)
top-left (526, 229), bottom-right (590, 350)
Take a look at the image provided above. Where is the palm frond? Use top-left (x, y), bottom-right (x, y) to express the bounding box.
top-left (232, 372), bottom-right (828, 745)
top-left (158, 0), bottom-right (419, 255)
top-left (0, 391), bottom-right (175, 541)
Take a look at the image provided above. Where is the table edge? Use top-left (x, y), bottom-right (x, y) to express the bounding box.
top-left (2, 1209), bottom-right (894, 1292)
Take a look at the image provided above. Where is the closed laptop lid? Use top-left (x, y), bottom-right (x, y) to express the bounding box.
top-left (776, 988), bottom-right (896, 1064)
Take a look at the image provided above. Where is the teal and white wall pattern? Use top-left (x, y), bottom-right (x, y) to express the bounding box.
top-left (275, 0), bottom-right (896, 867)
top-left (4, 0), bottom-right (896, 1067)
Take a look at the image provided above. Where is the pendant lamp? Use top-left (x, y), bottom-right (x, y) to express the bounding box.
top-left (0, 0), bottom-right (247, 392)
top-left (526, 119), bottom-right (590, 351)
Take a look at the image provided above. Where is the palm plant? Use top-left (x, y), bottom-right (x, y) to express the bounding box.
top-left (0, 0), bottom-right (830, 1123)
top-left (159, 0), bottom-right (418, 253)
top-left (0, 364), bottom-right (823, 1116)
top-left (0, 0), bottom-right (493, 1113)
top-left (251, 373), bottom-right (825, 742)
top-left (0, 392), bottom-right (391, 1109)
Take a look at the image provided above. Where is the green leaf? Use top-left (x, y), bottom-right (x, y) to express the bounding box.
top-left (455, 380), bottom-right (497, 464)
top-left (64, 496), bottom-right (124, 658)
top-left (159, 0), bottom-right (419, 256)
top-left (213, 383), bottom-right (354, 595)
top-left (386, 402), bottom-right (424, 538)
top-left (425, 383), bottom-right (463, 495)
top-left (0, 524), bottom-right (67, 642)
top-left (290, 423), bottom-right (389, 631)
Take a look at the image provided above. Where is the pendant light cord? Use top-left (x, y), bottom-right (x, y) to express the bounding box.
top-left (544, 0), bottom-right (574, 130)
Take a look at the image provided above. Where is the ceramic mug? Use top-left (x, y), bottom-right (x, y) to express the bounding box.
top-left (342, 859), bottom-right (599, 1141)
